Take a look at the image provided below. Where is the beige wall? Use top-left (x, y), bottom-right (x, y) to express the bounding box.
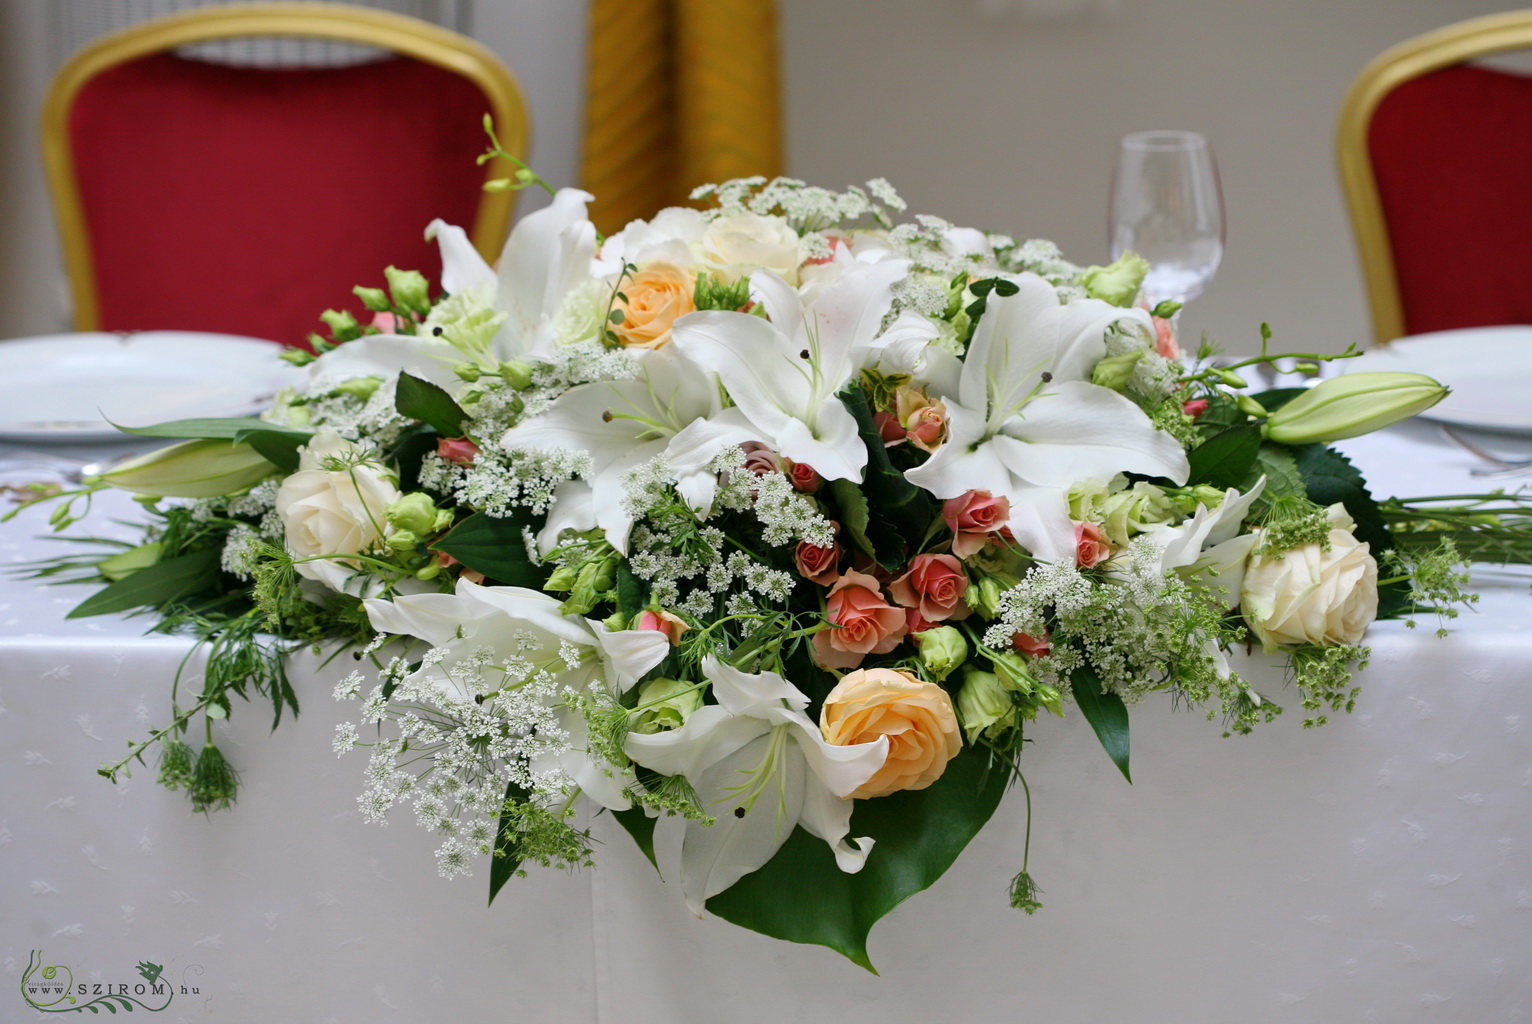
top-left (0, 0), bottom-right (1519, 353)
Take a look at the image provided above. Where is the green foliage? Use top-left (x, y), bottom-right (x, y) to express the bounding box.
top-left (188, 742), bottom-right (239, 813)
top-left (702, 745), bottom-right (1008, 972)
top-left (693, 272), bottom-right (752, 312)
top-left (830, 386), bottom-right (935, 569)
top-left (1288, 644), bottom-right (1369, 728)
top-left (431, 511), bottom-right (548, 588)
top-left (1185, 424), bottom-right (1262, 489)
top-left (489, 788), bottom-right (595, 903)
top-left (67, 549), bottom-right (221, 618)
top-left (1070, 663), bottom-right (1131, 783)
top-left (395, 372), bottom-right (468, 437)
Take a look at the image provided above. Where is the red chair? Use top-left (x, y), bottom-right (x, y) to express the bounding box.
top-left (1337, 12), bottom-right (1532, 345)
top-left (41, 3), bottom-right (528, 347)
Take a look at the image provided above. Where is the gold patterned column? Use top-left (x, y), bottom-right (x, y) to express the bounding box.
top-left (582, 0), bottom-right (782, 235)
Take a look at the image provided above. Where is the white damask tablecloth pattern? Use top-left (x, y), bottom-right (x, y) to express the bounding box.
top-left (1, 420), bottom-right (1530, 1023)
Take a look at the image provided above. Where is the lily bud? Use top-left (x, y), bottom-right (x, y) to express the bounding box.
top-left (96, 439), bottom-right (277, 498)
top-left (1263, 372), bottom-right (1448, 444)
top-left (1080, 250), bottom-right (1150, 307)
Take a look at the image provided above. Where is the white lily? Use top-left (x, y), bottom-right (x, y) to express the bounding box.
top-left (1141, 479), bottom-right (1267, 598)
top-left (500, 342), bottom-right (723, 553)
top-left (624, 656), bottom-right (888, 915)
top-left (665, 259), bottom-right (917, 485)
top-left (904, 274), bottom-right (1189, 564)
top-left (363, 579), bottom-right (669, 810)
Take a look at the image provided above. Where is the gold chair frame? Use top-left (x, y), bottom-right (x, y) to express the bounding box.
top-left (1337, 10), bottom-right (1532, 346)
top-left (41, 2), bottom-right (530, 332)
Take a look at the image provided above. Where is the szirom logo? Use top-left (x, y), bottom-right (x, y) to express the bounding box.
top-left (20, 950), bottom-right (195, 1014)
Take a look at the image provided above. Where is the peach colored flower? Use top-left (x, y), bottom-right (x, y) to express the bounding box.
top-left (795, 533), bottom-right (842, 586)
top-left (612, 261), bottom-right (696, 349)
top-left (1011, 631), bottom-right (1051, 657)
top-left (895, 388), bottom-right (947, 453)
top-left (888, 553), bottom-right (971, 623)
top-left (942, 490), bottom-right (1011, 559)
top-left (636, 608), bottom-right (689, 645)
top-left (1182, 398), bottom-right (1209, 420)
top-left (785, 460), bottom-right (823, 494)
top-left (1153, 316), bottom-right (1180, 360)
top-left (819, 667), bottom-right (961, 798)
top-left (811, 570), bottom-right (907, 670)
top-left (436, 436), bottom-right (481, 466)
top-left (1074, 521), bottom-right (1112, 569)
top-left (873, 410), bottom-right (904, 445)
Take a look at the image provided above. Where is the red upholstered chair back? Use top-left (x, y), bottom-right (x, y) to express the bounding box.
top-left (42, 4), bottom-right (528, 348)
top-left (1338, 12), bottom-right (1532, 345)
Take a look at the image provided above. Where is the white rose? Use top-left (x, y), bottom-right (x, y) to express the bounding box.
top-left (275, 430), bottom-right (403, 595)
top-left (1239, 504), bottom-right (1378, 652)
top-left (699, 212), bottom-right (802, 283)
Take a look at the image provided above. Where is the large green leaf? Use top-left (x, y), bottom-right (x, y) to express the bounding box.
top-left (232, 427), bottom-right (311, 473)
top-left (703, 744), bottom-right (1008, 972)
top-left (488, 781), bottom-right (526, 906)
top-left (1070, 664), bottom-right (1131, 783)
top-left (1186, 423), bottom-right (1262, 489)
top-left (395, 372), bottom-right (467, 437)
top-left (834, 387), bottom-right (935, 569)
top-left (431, 511), bottom-right (547, 588)
top-left (112, 416), bottom-right (278, 439)
top-left (67, 548), bottom-right (221, 618)
top-left (612, 806), bottom-right (659, 869)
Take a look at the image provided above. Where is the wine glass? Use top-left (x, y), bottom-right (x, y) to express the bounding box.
top-left (1109, 130), bottom-right (1225, 309)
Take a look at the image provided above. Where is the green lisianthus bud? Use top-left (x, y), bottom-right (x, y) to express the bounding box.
top-left (1262, 372), bottom-right (1448, 444)
top-left (1080, 250), bottom-right (1150, 307)
top-left (968, 575), bottom-right (1017, 620)
top-left (414, 561), bottom-right (442, 581)
top-left (353, 285), bottom-right (390, 312)
top-left (631, 677), bottom-right (703, 735)
top-left (319, 308), bottom-right (362, 341)
top-left (98, 542), bottom-right (163, 582)
top-left (97, 439), bottom-right (277, 498)
top-left (956, 667), bottom-right (1017, 743)
top-left (385, 492), bottom-right (445, 536)
top-left (384, 266), bottom-right (431, 314)
top-left (385, 529), bottom-right (420, 552)
top-left (499, 360), bottom-right (534, 390)
top-left (913, 626), bottom-right (967, 681)
top-left (984, 649), bottom-right (1037, 696)
top-left (544, 564), bottom-right (579, 591)
top-left (332, 375), bottom-right (384, 400)
top-left (1166, 484), bottom-right (1227, 517)
top-left (1070, 479), bottom-right (1175, 548)
top-left (1090, 348), bottom-right (1146, 391)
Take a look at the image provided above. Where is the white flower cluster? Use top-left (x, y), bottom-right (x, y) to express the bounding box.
top-left (690, 176), bottom-right (905, 232)
top-left (419, 445), bottom-right (591, 519)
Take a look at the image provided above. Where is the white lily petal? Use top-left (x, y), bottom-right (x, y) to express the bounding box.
top-left (496, 188), bottom-right (598, 358)
top-left (425, 219), bottom-right (496, 295)
top-left (589, 622), bottom-right (670, 692)
top-left (664, 407), bottom-right (764, 480)
top-left (308, 336), bottom-right (463, 391)
top-left (671, 311), bottom-right (810, 446)
top-left (623, 706), bottom-right (767, 785)
top-left (538, 706), bottom-right (632, 811)
top-left (997, 381), bottom-right (1190, 487)
top-left (902, 402), bottom-right (1008, 500)
top-left (797, 782), bottom-right (875, 874)
top-left (455, 580), bottom-right (596, 650)
top-left (536, 479), bottom-right (596, 555)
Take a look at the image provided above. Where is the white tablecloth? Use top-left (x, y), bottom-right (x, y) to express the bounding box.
top-left (2, 421), bottom-right (1530, 1022)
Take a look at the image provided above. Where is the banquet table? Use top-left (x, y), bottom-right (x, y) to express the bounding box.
top-left (2, 418), bottom-right (1529, 1023)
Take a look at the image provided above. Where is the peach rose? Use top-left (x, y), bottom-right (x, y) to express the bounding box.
top-left (819, 667), bottom-right (961, 798)
top-left (436, 436), bottom-right (480, 466)
top-left (1074, 522), bottom-right (1112, 569)
top-left (895, 388), bottom-right (947, 453)
top-left (795, 534), bottom-right (842, 586)
top-left (785, 460), bottom-right (823, 494)
top-left (1153, 315), bottom-right (1180, 360)
top-left (888, 553), bottom-right (971, 623)
top-left (636, 608), bottom-right (689, 645)
top-left (943, 490), bottom-right (1011, 559)
top-left (811, 570), bottom-right (907, 670)
top-left (611, 262), bottom-right (696, 349)
top-left (1011, 631), bottom-right (1051, 658)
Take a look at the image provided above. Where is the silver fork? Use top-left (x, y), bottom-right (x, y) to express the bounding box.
top-left (1439, 426), bottom-right (1532, 478)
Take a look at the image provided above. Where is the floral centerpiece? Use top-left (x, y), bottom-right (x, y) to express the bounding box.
top-left (20, 142), bottom-right (1526, 968)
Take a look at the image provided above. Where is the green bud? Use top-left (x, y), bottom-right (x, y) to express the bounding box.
top-left (499, 360), bottom-right (534, 390)
top-left (331, 375), bottom-right (384, 400)
top-left (319, 308), bottom-right (362, 341)
top-left (967, 576), bottom-right (1013, 620)
top-left (1080, 250), bottom-right (1150, 307)
top-left (98, 542), bottom-right (163, 582)
top-left (482, 177), bottom-right (514, 192)
top-left (279, 347), bottom-right (317, 367)
top-left (984, 649), bottom-right (1037, 696)
top-left (414, 561), bottom-right (442, 581)
top-left (1262, 372), bottom-right (1448, 444)
top-left (386, 529), bottom-right (420, 552)
top-left (956, 667), bottom-right (1018, 744)
top-left (453, 362), bottom-right (484, 382)
top-left (631, 677), bottom-right (703, 735)
top-left (385, 492), bottom-right (443, 536)
top-left (1213, 368), bottom-right (1249, 389)
top-left (602, 609), bottom-right (628, 632)
top-left (913, 626), bottom-right (967, 681)
top-left (384, 266), bottom-right (431, 315)
top-left (1090, 348), bottom-right (1146, 391)
top-left (1166, 484), bottom-right (1227, 517)
top-left (1150, 299), bottom-right (1183, 320)
top-left (544, 564), bottom-right (579, 591)
top-left (98, 439), bottom-right (277, 498)
top-left (1235, 393), bottom-right (1268, 418)
top-left (353, 285), bottom-right (390, 312)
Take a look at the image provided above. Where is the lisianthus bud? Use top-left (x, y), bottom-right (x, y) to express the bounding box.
top-left (913, 625), bottom-right (967, 681)
top-left (1090, 348), bottom-right (1146, 391)
top-left (1080, 250), bottom-right (1150, 307)
top-left (1263, 372), bottom-right (1447, 444)
top-left (385, 492), bottom-right (450, 536)
top-left (631, 677), bottom-right (702, 734)
top-left (332, 375), bottom-right (383, 400)
top-left (498, 360), bottom-right (534, 390)
top-left (956, 667), bottom-right (1017, 743)
top-left (967, 575), bottom-right (1016, 620)
top-left (97, 439), bottom-right (277, 498)
top-left (384, 265), bottom-right (431, 314)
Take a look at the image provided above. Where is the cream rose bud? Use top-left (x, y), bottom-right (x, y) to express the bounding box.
top-left (819, 668), bottom-right (961, 799)
top-left (700, 212), bottom-right (803, 284)
top-left (275, 430), bottom-right (403, 595)
top-left (1239, 505), bottom-right (1379, 653)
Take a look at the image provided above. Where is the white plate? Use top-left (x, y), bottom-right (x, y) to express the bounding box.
top-left (1342, 326), bottom-right (1532, 434)
top-left (0, 332), bottom-right (303, 443)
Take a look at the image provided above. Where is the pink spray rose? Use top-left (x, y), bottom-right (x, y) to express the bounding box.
top-left (636, 608), bottom-right (689, 645)
top-left (888, 553), bottom-right (971, 623)
top-left (436, 437), bottom-right (481, 466)
top-left (1074, 522), bottom-right (1112, 569)
top-left (794, 533), bottom-right (842, 586)
top-left (942, 490), bottom-right (1011, 559)
top-left (811, 570), bottom-right (908, 671)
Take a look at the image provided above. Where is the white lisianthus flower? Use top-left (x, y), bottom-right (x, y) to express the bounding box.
top-left (1240, 504), bottom-right (1379, 652)
top-left (699, 211), bottom-right (804, 284)
top-left (275, 430), bottom-right (403, 595)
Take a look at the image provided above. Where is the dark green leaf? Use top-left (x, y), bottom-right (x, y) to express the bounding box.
top-left (233, 428), bottom-right (310, 473)
top-left (828, 478), bottom-right (875, 559)
top-left (431, 511), bottom-right (547, 588)
top-left (706, 744), bottom-right (1009, 971)
top-left (395, 372), bottom-right (467, 437)
top-left (1242, 443), bottom-right (1306, 508)
top-left (834, 388), bottom-right (934, 569)
top-left (1186, 423), bottom-right (1262, 489)
top-left (67, 548), bottom-right (221, 618)
top-left (111, 416), bottom-right (277, 439)
top-left (388, 425), bottom-right (443, 493)
top-left (488, 781), bottom-right (526, 906)
top-left (1071, 664), bottom-right (1131, 783)
top-left (615, 561), bottom-right (645, 620)
top-left (612, 806), bottom-right (658, 869)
